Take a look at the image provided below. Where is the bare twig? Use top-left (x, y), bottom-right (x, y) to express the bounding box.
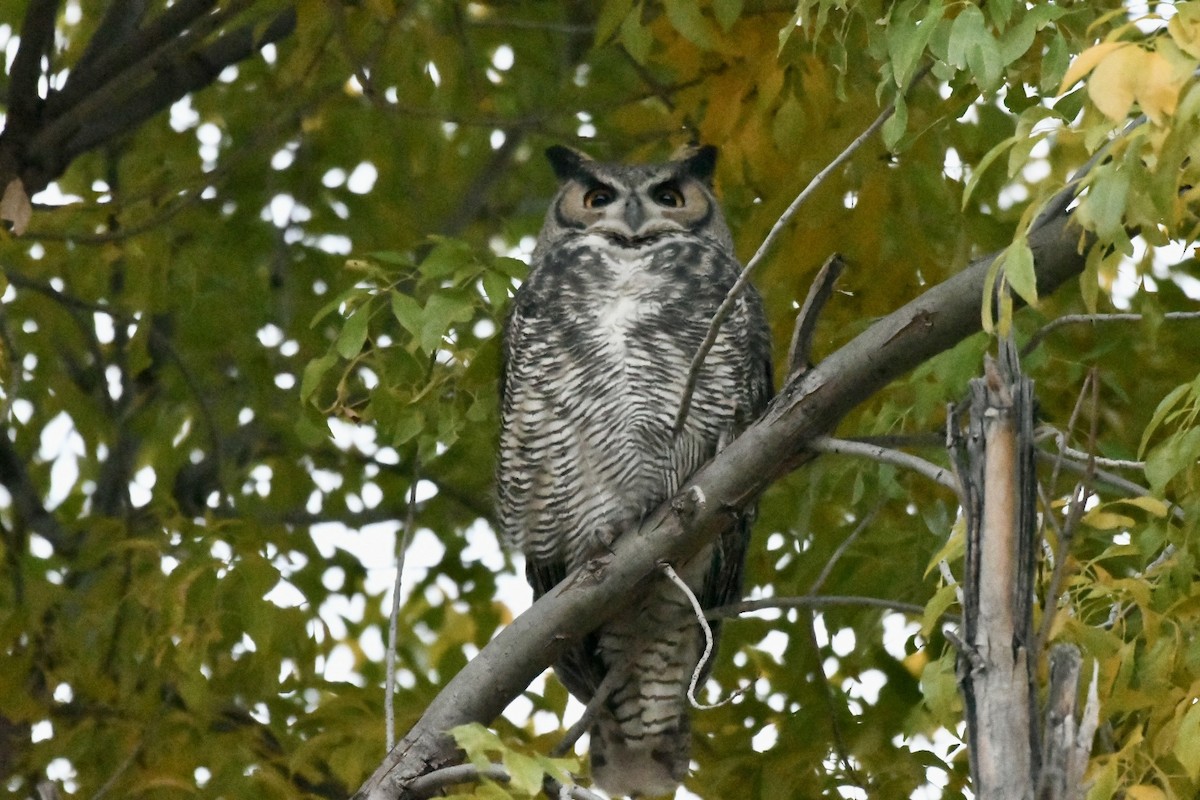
top-left (708, 594), bottom-right (934, 621)
top-left (660, 563), bottom-right (743, 710)
top-left (406, 763), bottom-right (604, 800)
top-left (809, 502), bottom-right (884, 596)
top-left (88, 739), bottom-right (143, 800)
top-left (673, 68), bottom-right (928, 432)
top-left (1036, 372), bottom-right (1100, 655)
top-left (1037, 424), bottom-right (1145, 469)
top-left (802, 609), bottom-right (865, 789)
top-left (549, 665), bottom-right (627, 758)
top-left (386, 457), bottom-right (421, 750)
top-left (810, 436), bottom-right (962, 495)
top-left (786, 254), bottom-right (845, 378)
top-left (1021, 311), bottom-right (1200, 357)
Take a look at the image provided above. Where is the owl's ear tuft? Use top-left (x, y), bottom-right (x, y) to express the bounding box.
top-left (546, 146), bottom-right (593, 182)
top-left (679, 145), bottom-right (718, 186)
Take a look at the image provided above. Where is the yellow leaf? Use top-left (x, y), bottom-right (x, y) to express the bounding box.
top-left (1134, 49), bottom-right (1184, 124)
top-left (1110, 496), bottom-right (1170, 518)
top-left (1125, 786), bottom-right (1166, 800)
top-left (1080, 509), bottom-right (1135, 530)
top-left (1088, 45), bottom-right (1142, 121)
top-left (1168, 3), bottom-right (1200, 59)
top-left (1059, 41), bottom-right (1128, 94)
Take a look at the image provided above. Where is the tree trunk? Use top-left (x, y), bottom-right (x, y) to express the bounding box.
top-left (953, 349), bottom-right (1098, 800)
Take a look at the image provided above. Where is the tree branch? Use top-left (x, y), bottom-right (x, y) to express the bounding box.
top-left (786, 253), bottom-right (845, 378)
top-left (45, 0), bottom-right (216, 117)
top-left (57, 7), bottom-right (298, 164)
top-left (810, 436), bottom-right (961, 495)
top-left (707, 594), bottom-right (935, 621)
top-left (352, 188), bottom-right (1094, 800)
top-left (6, 0), bottom-right (60, 137)
top-left (1021, 311), bottom-right (1200, 357)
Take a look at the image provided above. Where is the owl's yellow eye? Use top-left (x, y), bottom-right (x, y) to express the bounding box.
top-left (653, 185), bottom-right (684, 207)
top-left (583, 187), bottom-right (615, 208)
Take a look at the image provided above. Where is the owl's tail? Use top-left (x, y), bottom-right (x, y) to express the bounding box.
top-left (589, 710), bottom-right (689, 798)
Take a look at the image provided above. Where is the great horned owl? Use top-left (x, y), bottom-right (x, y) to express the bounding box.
top-left (496, 145), bottom-right (772, 797)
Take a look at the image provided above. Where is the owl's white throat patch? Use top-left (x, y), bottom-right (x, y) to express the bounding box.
top-left (587, 236), bottom-right (666, 344)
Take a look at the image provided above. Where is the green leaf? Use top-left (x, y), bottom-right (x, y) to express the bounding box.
top-left (920, 648), bottom-right (961, 726)
top-left (490, 256), bottom-right (528, 279)
top-left (921, 583), bottom-right (959, 638)
top-left (294, 410), bottom-right (331, 446)
top-left (1145, 427), bottom-right (1200, 492)
top-left (482, 271), bottom-right (514, 309)
top-left (888, 0), bottom-right (945, 88)
top-left (1040, 31), bottom-right (1069, 93)
top-left (962, 133), bottom-right (1019, 208)
top-left (335, 306), bottom-right (370, 359)
top-left (421, 238), bottom-right (474, 279)
top-left (391, 292), bottom-right (424, 340)
top-left (367, 250), bottom-right (413, 267)
top-left (595, 0), bottom-right (632, 44)
top-left (882, 93), bottom-right (908, 150)
top-left (1002, 237), bottom-right (1038, 306)
top-left (620, 9), bottom-right (653, 62)
top-left (300, 352), bottom-right (338, 403)
top-left (390, 406), bottom-right (425, 446)
top-left (712, 0), bottom-right (742, 32)
top-left (664, 0), bottom-right (718, 49)
top-left (501, 750), bottom-right (545, 796)
top-left (420, 293), bottom-right (476, 353)
top-left (1176, 702), bottom-right (1200, 780)
top-left (1138, 381), bottom-right (1194, 457)
top-left (777, 6), bottom-right (803, 54)
top-left (997, 4), bottom-right (1066, 65)
top-left (449, 722), bottom-right (504, 767)
top-left (947, 5), bottom-right (1003, 90)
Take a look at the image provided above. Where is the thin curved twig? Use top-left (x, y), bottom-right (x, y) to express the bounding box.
top-left (674, 66), bottom-right (931, 433)
top-left (385, 455), bottom-right (421, 750)
top-left (660, 563), bottom-right (744, 711)
top-left (707, 594), bottom-right (934, 620)
top-left (406, 763), bottom-right (604, 800)
top-left (1021, 310), bottom-right (1200, 356)
top-left (810, 436), bottom-right (962, 496)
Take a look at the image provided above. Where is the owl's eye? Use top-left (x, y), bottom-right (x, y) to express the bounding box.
top-left (583, 187), bottom-right (615, 208)
top-left (653, 185), bottom-right (685, 207)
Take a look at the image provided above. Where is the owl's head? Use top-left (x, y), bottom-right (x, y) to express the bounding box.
top-left (537, 145), bottom-right (733, 252)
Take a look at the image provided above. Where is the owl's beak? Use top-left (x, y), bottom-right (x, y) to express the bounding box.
top-left (622, 196), bottom-right (645, 233)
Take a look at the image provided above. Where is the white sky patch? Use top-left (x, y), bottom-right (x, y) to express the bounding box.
top-left (942, 147), bottom-right (964, 182)
top-left (322, 168), bottom-right (347, 188)
top-left (169, 95), bottom-right (200, 132)
top-left (39, 412), bottom-right (84, 510)
top-left (491, 44), bottom-right (514, 71)
top-left (882, 612), bottom-right (920, 660)
top-left (751, 722), bottom-right (778, 752)
top-left (347, 162), bottom-right (378, 194)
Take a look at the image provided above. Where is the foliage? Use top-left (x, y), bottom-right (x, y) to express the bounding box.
top-left (0, 1), bottom-right (1198, 799)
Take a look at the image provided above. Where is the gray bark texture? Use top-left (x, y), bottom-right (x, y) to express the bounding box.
top-left (951, 350), bottom-right (1099, 800)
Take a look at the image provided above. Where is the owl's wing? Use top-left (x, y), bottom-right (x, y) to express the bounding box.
top-left (698, 286), bottom-right (774, 647)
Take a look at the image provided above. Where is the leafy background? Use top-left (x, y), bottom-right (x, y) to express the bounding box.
top-left (1, 1), bottom-right (1199, 799)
